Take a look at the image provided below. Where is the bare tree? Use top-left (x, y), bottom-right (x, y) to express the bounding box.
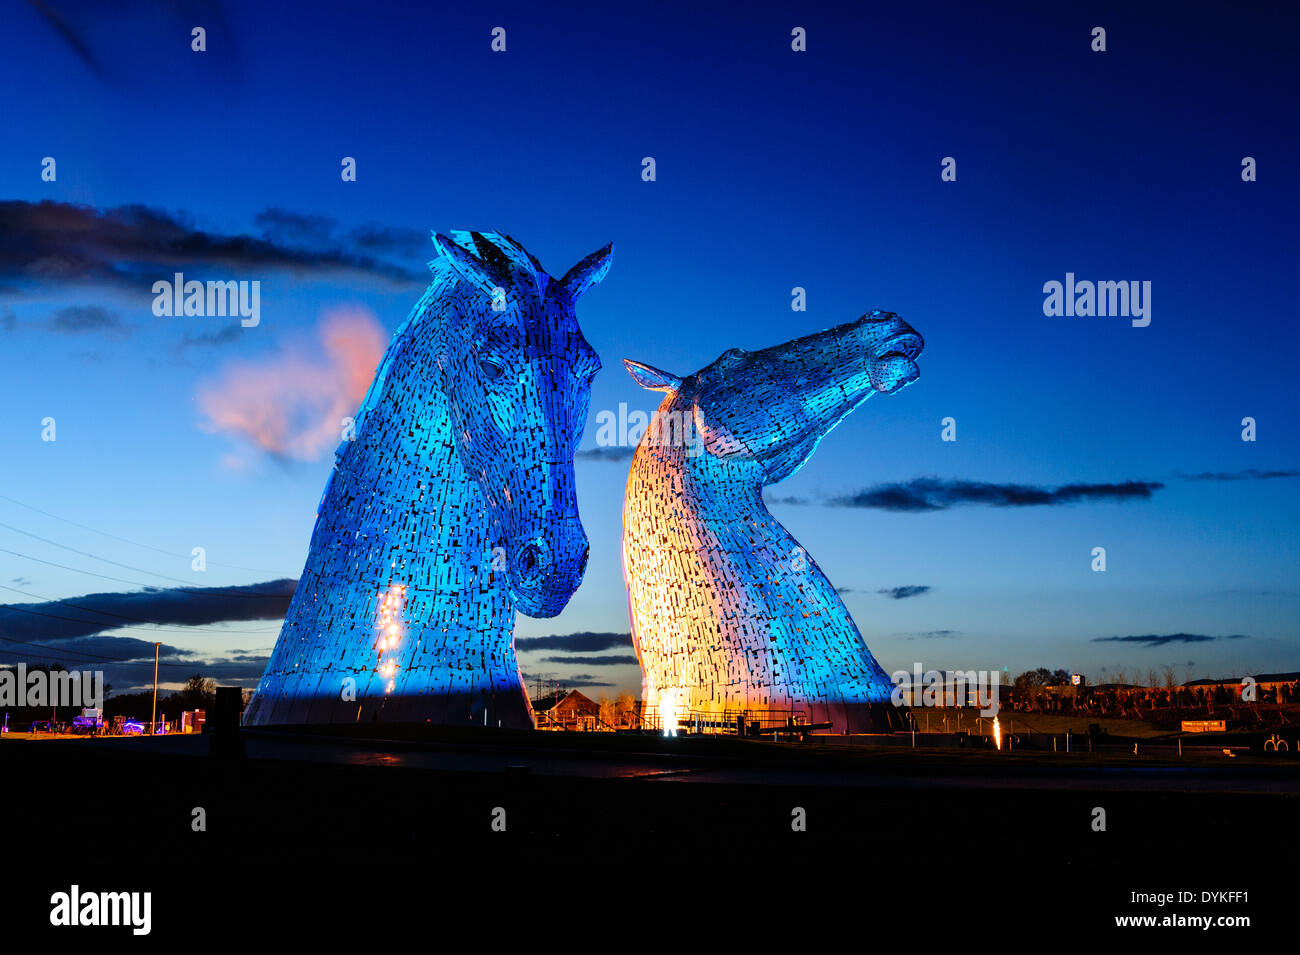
top-left (615, 692), bottom-right (636, 728)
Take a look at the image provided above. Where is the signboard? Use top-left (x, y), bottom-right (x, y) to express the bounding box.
top-left (1181, 720), bottom-right (1226, 733)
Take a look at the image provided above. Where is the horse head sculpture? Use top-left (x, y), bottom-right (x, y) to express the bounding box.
top-left (621, 310), bottom-right (923, 734)
top-left (432, 231), bottom-right (609, 616)
top-left (243, 231), bottom-right (612, 728)
top-left (625, 309), bottom-right (922, 491)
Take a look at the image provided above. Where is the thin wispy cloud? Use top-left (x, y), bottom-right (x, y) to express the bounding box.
top-left (516, 632), bottom-right (633, 653)
top-left (1180, 469), bottom-right (1300, 482)
top-left (566, 674), bottom-right (614, 687)
top-left (1092, 633), bottom-right (1249, 647)
top-left (24, 0), bottom-right (238, 81)
top-left (826, 478), bottom-right (1164, 512)
top-left (765, 493), bottom-right (811, 506)
top-left (878, 585), bottom-right (931, 600)
top-left (178, 325), bottom-right (243, 349)
top-left (576, 447), bottom-right (634, 462)
top-left (539, 655), bottom-right (640, 666)
top-left (521, 670), bottom-right (615, 691)
top-left (49, 305), bottom-right (126, 336)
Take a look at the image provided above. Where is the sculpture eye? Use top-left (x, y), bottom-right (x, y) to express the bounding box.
top-left (478, 356), bottom-right (505, 380)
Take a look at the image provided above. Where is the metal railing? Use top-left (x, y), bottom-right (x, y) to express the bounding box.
top-left (638, 705), bottom-right (807, 735)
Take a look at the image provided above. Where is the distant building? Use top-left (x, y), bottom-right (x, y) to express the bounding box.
top-left (1253, 672), bottom-right (1300, 689)
top-left (533, 690), bottom-right (601, 731)
top-left (1182, 673), bottom-right (1300, 691)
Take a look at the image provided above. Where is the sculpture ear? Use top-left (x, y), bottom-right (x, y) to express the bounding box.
top-left (560, 243), bottom-right (614, 301)
top-left (623, 358), bottom-right (681, 392)
top-left (432, 232), bottom-right (501, 299)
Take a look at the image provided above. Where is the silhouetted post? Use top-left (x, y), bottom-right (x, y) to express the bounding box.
top-left (210, 685), bottom-right (244, 759)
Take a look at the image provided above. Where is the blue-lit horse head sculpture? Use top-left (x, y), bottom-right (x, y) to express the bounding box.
top-left (621, 310), bottom-right (922, 734)
top-left (244, 231), bottom-right (612, 728)
top-left (434, 232), bottom-right (607, 616)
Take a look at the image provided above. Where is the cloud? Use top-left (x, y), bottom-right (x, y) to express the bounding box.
top-left (1092, 633), bottom-right (1249, 647)
top-left (563, 675), bottom-right (616, 688)
top-left (197, 307), bottom-right (387, 461)
top-left (25, 0), bottom-right (238, 82)
top-left (827, 477), bottom-right (1164, 512)
top-left (0, 200), bottom-right (425, 297)
top-left (253, 208), bottom-right (338, 247)
top-left (539, 655), bottom-right (640, 666)
top-left (576, 447), bottom-right (634, 462)
top-left (2, 634), bottom-right (189, 662)
top-left (909, 629), bottom-right (959, 639)
top-left (91, 652), bottom-right (273, 695)
top-left (1181, 469), bottom-right (1300, 482)
top-left (347, 224), bottom-right (428, 255)
top-left (520, 669), bottom-right (616, 691)
top-left (765, 494), bottom-right (811, 506)
top-left (26, 0), bottom-right (107, 77)
top-left (0, 643), bottom-right (275, 696)
top-left (515, 632), bottom-right (634, 653)
top-left (49, 305), bottom-right (126, 336)
top-left (0, 578), bottom-right (296, 645)
top-left (179, 324), bottom-right (242, 348)
top-left (877, 585), bottom-right (931, 600)
top-left (253, 208), bottom-right (427, 258)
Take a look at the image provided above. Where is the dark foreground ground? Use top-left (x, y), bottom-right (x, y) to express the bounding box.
top-left (2, 725), bottom-right (1294, 941)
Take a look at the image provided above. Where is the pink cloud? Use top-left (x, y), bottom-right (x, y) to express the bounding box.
top-left (198, 306), bottom-right (387, 461)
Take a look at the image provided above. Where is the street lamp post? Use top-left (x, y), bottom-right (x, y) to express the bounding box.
top-left (150, 642), bottom-right (161, 734)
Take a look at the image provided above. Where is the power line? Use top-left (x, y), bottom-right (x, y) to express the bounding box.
top-left (0, 545), bottom-right (289, 599)
top-left (0, 641), bottom-right (271, 672)
top-left (0, 518), bottom-right (287, 597)
top-left (0, 492), bottom-right (281, 575)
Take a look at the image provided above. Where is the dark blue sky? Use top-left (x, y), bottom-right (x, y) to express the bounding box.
top-left (1, 0), bottom-right (1296, 694)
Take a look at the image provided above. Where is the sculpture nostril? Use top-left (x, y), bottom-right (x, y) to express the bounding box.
top-left (515, 542), bottom-right (549, 585)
